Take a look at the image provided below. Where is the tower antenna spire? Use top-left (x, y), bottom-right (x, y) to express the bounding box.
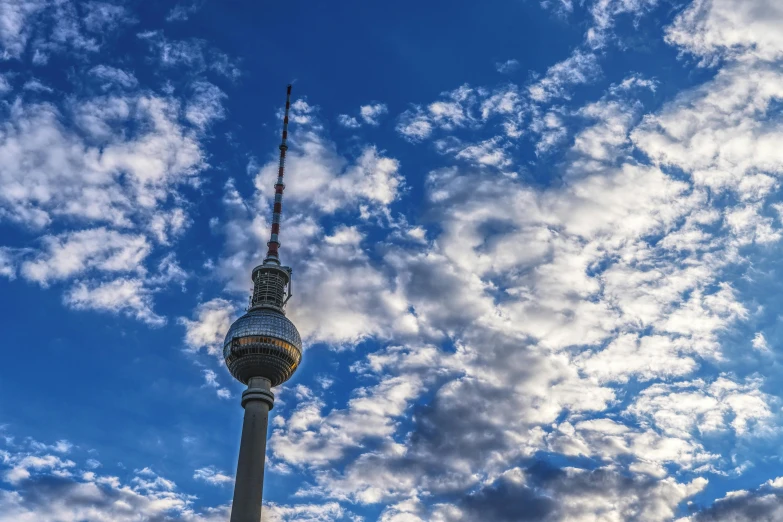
top-left (264, 84), bottom-right (292, 266)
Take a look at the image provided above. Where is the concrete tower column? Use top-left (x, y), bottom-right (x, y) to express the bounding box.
top-left (230, 377), bottom-right (275, 522)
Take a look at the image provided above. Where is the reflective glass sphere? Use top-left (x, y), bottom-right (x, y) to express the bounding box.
top-left (223, 308), bottom-right (302, 386)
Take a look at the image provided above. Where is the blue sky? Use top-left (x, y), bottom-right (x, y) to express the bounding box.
top-left (3, 0), bottom-right (783, 520)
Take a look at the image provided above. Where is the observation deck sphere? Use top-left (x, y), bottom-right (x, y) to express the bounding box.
top-left (223, 309), bottom-right (302, 386)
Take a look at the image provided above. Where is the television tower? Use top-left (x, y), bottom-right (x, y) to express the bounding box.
top-left (223, 85), bottom-right (302, 522)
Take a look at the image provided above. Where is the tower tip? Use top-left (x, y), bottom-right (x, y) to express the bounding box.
top-left (263, 85), bottom-right (293, 265)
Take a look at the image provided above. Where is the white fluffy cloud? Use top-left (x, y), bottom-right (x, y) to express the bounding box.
top-left (528, 51), bottom-right (601, 103)
top-left (20, 228), bottom-right (150, 285)
top-left (256, 136), bottom-right (403, 214)
top-left (89, 65), bottom-right (138, 89)
top-left (0, 0), bottom-right (132, 63)
top-left (337, 114), bottom-right (360, 128)
top-left (271, 376), bottom-right (423, 466)
top-left (0, 95), bottom-right (203, 229)
top-left (262, 502), bottom-right (354, 522)
top-left (179, 298), bottom-right (238, 358)
top-left (495, 59), bottom-right (519, 74)
top-left (4, 454), bottom-right (75, 485)
top-left (166, 1), bottom-right (204, 22)
top-left (202, 369), bottom-right (232, 400)
top-left (0, 0), bottom-right (48, 59)
top-left (339, 103), bottom-right (389, 128)
top-left (0, 91), bottom-right (203, 318)
top-left (666, 0), bottom-right (783, 63)
top-left (360, 103), bottom-right (388, 125)
top-left (628, 376), bottom-right (775, 439)
top-left (585, 0), bottom-right (660, 46)
top-left (64, 278), bottom-right (165, 326)
top-left (632, 61), bottom-right (783, 201)
top-left (185, 81), bottom-right (226, 130)
top-left (138, 30), bottom-right (240, 79)
top-left (0, 247), bottom-right (16, 279)
top-left (396, 86), bottom-right (483, 142)
top-left (212, 104), bottom-right (416, 347)
top-left (193, 465), bottom-right (232, 485)
top-left (0, 2), bottom-right (232, 331)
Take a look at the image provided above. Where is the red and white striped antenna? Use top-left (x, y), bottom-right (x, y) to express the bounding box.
top-left (264, 84), bottom-right (292, 265)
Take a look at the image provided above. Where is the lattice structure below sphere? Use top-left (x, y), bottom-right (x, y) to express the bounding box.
top-left (223, 309), bottom-right (302, 386)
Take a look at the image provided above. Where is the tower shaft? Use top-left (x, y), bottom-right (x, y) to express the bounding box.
top-left (230, 378), bottom-right (274, 522)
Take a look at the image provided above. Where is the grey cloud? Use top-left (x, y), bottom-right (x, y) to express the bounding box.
top-left (0, 472), bottom-right (229, 522)
top-left (451, 469), bottom-right (556, 521)
top-left (437, 464), bottom-right (706, 522)
top-left (688, 490), bottom-right (783, 521)
top-left (0, 460), bottom-right (353, 522)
